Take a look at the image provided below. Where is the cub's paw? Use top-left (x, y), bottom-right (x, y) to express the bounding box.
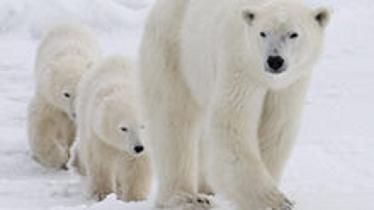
top-left (90, 190), bottom-right (111, 202)
top-left (198, 184), bottom-right (215, 196)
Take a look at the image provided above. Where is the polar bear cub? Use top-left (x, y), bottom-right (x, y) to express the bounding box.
top-left (76, 56), bottom-right (151, 201)
top-left (28, 24), bottom-right (101, 169)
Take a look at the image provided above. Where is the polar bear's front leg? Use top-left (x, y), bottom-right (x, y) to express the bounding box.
top-left (114, 155), bottom-right (152, 202)
top-left (148, 99), bottom-right (212, 209)
top-left (85, 137), bottom-right (115, 201)
top-left (28, 96), bottom-right (71, 169)
top-left (198, 131), bottom-right (214, 195)
top-left (207, 82), bottom-right (293, 210)
top-left (259, 78), bottom-right (310, 183)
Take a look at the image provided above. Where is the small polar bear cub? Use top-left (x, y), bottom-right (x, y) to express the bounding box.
top-left (76, 56), bottom-right (151, 202)
top-left (28, 24), bottom-right (101, 169)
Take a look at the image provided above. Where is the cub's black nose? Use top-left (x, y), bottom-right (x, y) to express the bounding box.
top-left (267, 56), bottom-right (285, 73)
top-left (134, 145), bottom-right (144, 154)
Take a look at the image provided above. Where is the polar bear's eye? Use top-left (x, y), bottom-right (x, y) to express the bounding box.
top-left (289, 33), bottom-right (299, 39)
top-left (63, 92), bottom-right (71, 98)
top-left (260, 32), bottom-right (267, 38)
top-left (120, 127), bottom-right (129, 132)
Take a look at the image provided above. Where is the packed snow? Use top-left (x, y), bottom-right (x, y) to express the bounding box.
top-left (0, 0), bottom-right (373, 209)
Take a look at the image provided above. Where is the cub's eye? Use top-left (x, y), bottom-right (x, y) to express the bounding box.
top-left (120, 127), bottom-right (129, 132)
top-left (289, 33), bottom-right (299, 39)
top-left (63, 92), bottom-right (71, 98)
top-left (260, 32), bottom-right (267, 38)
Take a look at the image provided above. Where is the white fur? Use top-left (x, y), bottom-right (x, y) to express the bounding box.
top-left (28, 24), bottom-right (101, 169)
top-left (139, 0), bottom-right (330, 209)
top-left (76, 56), bottom-right (151, 202)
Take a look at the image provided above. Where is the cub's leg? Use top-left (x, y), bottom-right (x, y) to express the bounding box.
top-left (85, 137), bottom-right (115, 201)
top-left (115, 155), bottom-right (152, 202)
top-left (71, 144), bottom-right (86, 175)
top-left (28, 96), bottom-right (74, 169)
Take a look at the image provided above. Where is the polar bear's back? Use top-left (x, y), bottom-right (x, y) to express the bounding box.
top-left (89, 56), bottom-right (135, 103)
top-left (35, 24), bottom-right (101, 76)
top-left (38, 24), bottom-right (100, 56)
top-left (79, 56), bottom-right (134, 101)
top-left (41, 24), bottom-right (96, 44)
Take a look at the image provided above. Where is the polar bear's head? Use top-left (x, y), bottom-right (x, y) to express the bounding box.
top-left (241, 0), bottom-right (330, 88)
top-left (46, 56), bottom-right (93, 120)
top-left (93, 97), bottom-right (146, 157)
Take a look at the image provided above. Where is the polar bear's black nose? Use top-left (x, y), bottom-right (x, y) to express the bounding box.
top-left (134, 145), bottom-right (144, 154)
top-left (267, 56), bottom-right (284, 73)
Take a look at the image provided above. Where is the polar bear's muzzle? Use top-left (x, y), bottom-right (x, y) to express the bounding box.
top-left (265, 55), bottom-right (286, 74)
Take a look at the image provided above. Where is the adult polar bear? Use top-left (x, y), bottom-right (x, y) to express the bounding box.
top-left (139, 0), bottom-right (330, 209)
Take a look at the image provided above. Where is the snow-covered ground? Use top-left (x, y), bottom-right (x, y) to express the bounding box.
top-left (0, 0), bottom-right (373, 209)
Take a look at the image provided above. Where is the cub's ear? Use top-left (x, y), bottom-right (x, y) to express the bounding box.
top-left (313, 7), bottom-right (331, 28)
top-left (242, 8), bottom-right (257, 25)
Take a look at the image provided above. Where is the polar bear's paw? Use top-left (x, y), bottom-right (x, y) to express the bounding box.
top-left (90, 190), bottom-right (111, 202)
top-left (259, 188), bottom-right (294, 210)
top-left (157, 192), bottom-right (214, 210)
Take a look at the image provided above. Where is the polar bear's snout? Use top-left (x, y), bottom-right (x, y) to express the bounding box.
top-left (133, 145), bottom-right (145, 154)
top-left (128, 143), bottom-right (145, 157)
top-left (266, 55), bottom-right (286, 74)
top-left (126, 130), bottom-right (146, 156)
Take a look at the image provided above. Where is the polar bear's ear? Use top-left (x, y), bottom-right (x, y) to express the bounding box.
top-left (313, 7), bottom-right (331, 28)
top-left (242, 9), bottom-right (256, 25)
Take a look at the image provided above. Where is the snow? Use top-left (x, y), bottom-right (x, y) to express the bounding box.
top-left (0, 0), bottom-right (373, 209)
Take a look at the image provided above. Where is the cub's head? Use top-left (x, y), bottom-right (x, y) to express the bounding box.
top-left (93, 98), bottom-right (146, 157)
top-left (241, 1), bottom-right (331, 88)
top-left (46, 57), bottom-right (93, 120)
